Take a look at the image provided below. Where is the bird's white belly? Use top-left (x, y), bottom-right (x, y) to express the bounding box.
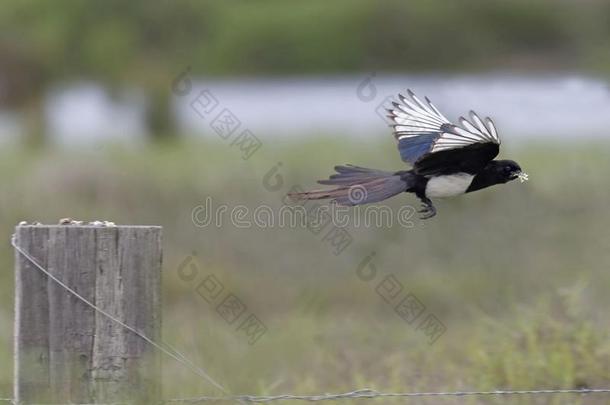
top-left (425, 173), bottom-right (474, 198)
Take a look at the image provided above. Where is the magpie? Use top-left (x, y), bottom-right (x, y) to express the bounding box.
top-left (289, 89), bottom-right (528, 219)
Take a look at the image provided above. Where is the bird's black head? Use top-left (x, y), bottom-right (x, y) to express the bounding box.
top-left (487, 159), bottom-right (524, 184)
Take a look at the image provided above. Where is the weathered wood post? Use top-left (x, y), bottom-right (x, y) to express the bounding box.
top-left (14, 224), bottom-right (162, 404)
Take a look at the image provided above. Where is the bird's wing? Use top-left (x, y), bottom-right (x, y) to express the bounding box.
top-left (388, 90), bottom-right (501, 175)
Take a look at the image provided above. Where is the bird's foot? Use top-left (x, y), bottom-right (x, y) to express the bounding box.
top-left (418, 203), bottom-right (437, 220)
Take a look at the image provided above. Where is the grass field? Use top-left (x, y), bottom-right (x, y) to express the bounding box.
top-left (1, 137), bottom-right (610, 404)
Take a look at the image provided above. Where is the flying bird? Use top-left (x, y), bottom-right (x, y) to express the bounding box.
top-left (288, 89), bottom-right (528, 219)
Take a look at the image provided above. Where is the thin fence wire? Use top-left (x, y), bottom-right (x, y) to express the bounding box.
top-left (164, 388), bottom-right (610, 403)
top-left (11, 234), bottom-right (228, 395)
top-left (10, 234), bottom-right (610, 404)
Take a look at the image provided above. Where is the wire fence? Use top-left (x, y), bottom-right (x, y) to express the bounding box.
top-left (11, 233), bottom-right (229, 395)
top-left (2, 388), bottom-right (610, 405)
top-left (10, 235), bottom-right (610, 404)
top-left (163, 388), bottom-right (610, 403)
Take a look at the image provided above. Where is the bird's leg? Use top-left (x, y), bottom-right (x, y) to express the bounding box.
top-left (417, 195), bottom-right (437, 219)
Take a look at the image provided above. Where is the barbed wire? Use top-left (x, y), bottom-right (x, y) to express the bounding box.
top-left (2, 387), bottom-right (608, 405)
top-left (2, 400), bottom-right (133, 404)
top-left (165, 388), bottom-right (610, 403)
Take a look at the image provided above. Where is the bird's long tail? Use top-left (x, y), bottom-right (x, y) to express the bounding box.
top-left (288, 165), bottom-right (410, 206)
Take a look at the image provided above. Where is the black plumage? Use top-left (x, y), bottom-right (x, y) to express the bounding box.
top-left (289, 90), bottom-right (527, 219)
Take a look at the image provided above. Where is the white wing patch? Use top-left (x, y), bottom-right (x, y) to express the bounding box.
top-left (389, 90), bottom-right (501, 158)
top-left (431, 111), bottom-right (500, 153)
top-left (390, 90), bottom-right (451, 136)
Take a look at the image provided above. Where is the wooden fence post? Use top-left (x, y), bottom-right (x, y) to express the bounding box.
top-left (14, 225), bottom-right (162, 404)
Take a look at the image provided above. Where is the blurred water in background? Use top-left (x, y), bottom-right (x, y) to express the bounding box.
top-left (1, 73), bottom-right (608, 145)
top-left (178, 74), bottom-right (610, 140)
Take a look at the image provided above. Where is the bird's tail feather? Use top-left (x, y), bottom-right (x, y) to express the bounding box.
top-left (288, 165), bottom-right (409, 206)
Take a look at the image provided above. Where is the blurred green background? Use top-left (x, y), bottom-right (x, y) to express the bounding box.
top-left (1, 1), bottom-right (610, 404)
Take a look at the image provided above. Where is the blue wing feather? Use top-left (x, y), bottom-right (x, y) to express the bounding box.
top-left (397, 133), bottom-right (438, 164)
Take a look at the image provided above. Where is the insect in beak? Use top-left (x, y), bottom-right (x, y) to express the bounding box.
top-left (516, 171), bottom-right (529, 183)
